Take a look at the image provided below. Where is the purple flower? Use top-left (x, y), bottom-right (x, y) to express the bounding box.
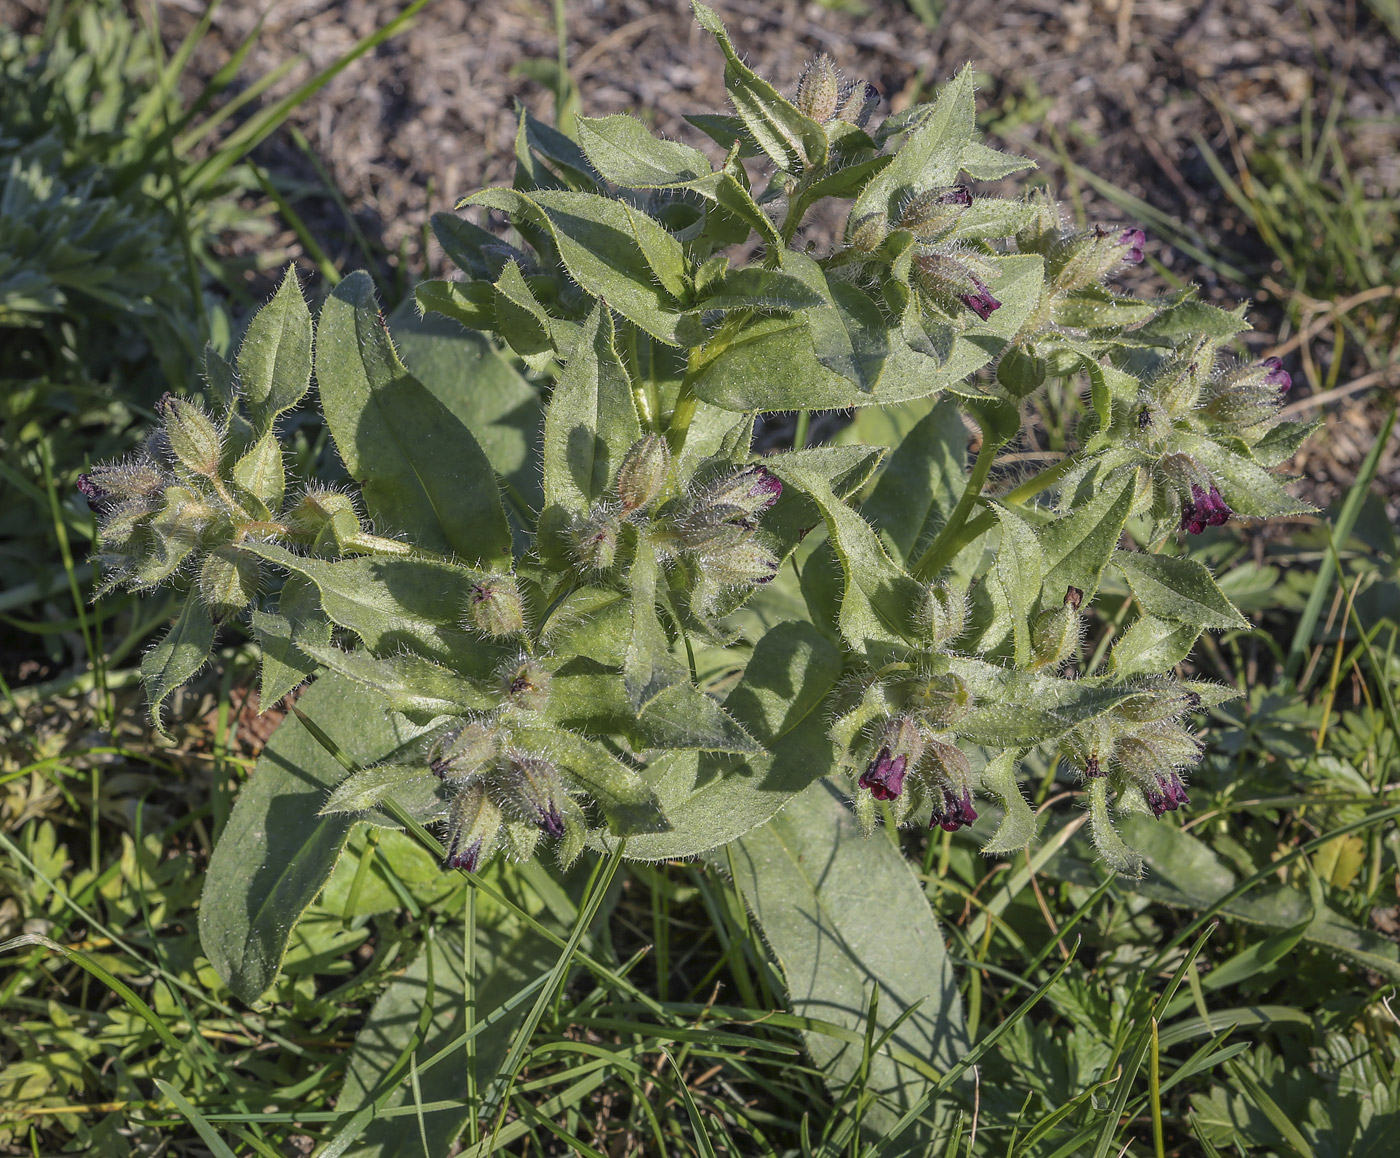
top-left (1146, 772), bottom-right (1190, 818)
top-left (740, 465), bottom-right (783, 511)
top-left (929, 786), bottom-right (978, 832)
top-left (939, 185), bottom-right (973, 207)
top-left (859, 748), bottom-right (907, 800)
top-left (76, 474), bottom-right (107, 504)
top-left (1261, 356), bottom-right (1291, 396)
top-left (960, 275), bottom-right (1001, 321)
top-left (1117, 228), bottom-right (1146, 265)
top-left (1180, 484), bottom-right (1231, 535)
top-left (535, 800), bottom-right (566, 838)
top-left (447, 837), bottom-right (483, 872)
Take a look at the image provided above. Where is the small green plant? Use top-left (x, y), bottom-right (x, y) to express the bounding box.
top-left (76, 0), bottom-right (1323, 1143)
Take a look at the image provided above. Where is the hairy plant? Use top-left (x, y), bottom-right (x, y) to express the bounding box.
top-left (84, 0), bottom-right (1314, 1063)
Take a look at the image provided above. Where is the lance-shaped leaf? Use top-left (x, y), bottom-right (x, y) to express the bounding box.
top-left (576, 113), bottom-right (713, 187)
top-left (245, 544), bottom-right (502, 675)
top-left (850, 64), bottom-right (975, 225)
top-left (960, 139), bottom-right (1035, 180)
top-left (1185, 436), bottom-right (1314, 519)
top-left (233, 429), bottom-right (285, 512)
top-left (861, 399), bottom-right (968, 566)
top-left (1112, 550), bottom-right (1249, 631)
top-left (624, 537), bottom-right (689, 711)
top-left (316, 273), bottom-right (511, 566)
top-left (321, 762), bottom-right (434, 816)
top-left (948, 659), bottom-right (1140, 747)
top-left (1037, 471), bottom-right (1135, 601)
top-left (993, 504), bottom-right (1046, 667)
top-left (770, 456), bottom-right (924, 652)
top-left (238, 266), bottom-right (313, 430)
top-left (465, 188), bottom-right (696, 344)
top-left (198, 674), bottom-right (435, 1003)
top-left (140, 597), bottom-right (215, 736)
top-left (691, 266), bottom-right (826, 314)
top-left (414, 278), bottom-right (496, 332)
top-left (727, 778), bottom-right (968, 1147)
top-left (538, 303), bottom-right (641, 562)
top-left (251, 573), bottom-right (330, 708)
top-left (299, 643), bottom-right (494, 720)
top-left (1087, 776), bottom-right (1144, 878)
top-left (604, 621), bottom-right (843, 860)
top-left (688, 253), bottom-right (1043, 411)
top-left (1110, 613), bottom-right (1201, 677)
top-left (691, 1), bottom-right (827, 175)
top-left (979, 750), bottom-right (1037, 855)
top-left (492, 258), bottom-right (558, 362)
top-left (510, 724), bottom-right (666, 836)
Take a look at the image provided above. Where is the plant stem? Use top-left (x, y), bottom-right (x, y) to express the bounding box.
top-left (911, 430), bottom-right (999, 581)
top-left (666, 377), bottom-right (698, 456)
top-left (792, 409), bottom-right (811, 450)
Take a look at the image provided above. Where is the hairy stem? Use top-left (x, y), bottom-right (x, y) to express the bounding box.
top-left (911, 430), bottom-right (999, 581)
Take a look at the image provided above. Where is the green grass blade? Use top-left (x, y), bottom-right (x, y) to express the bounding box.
top-left (153, 1080), bottom-right (240, 1158)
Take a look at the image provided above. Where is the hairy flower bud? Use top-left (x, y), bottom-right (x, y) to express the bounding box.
top-left (430, 720), bottom-right (500, 780)
top-left (616, 433), bottom-right (671, 514)
top-left (833, 79), bottom-right (879, 126)
top-left (500, 656), bottom-right (552, 712)
top-left (198, 547), bottom-right (260, 621)
top-left (158, 394), bottom-right (223, 479)
top-left (922, 738), bottom-right (977, 831)
top-left (847, 210), bottom-right (888, 253)
top-left (1151, 340), bottom-right (1217, 415)
top-left (569, 506), bottom-right (621, 571)
top-left (917, 583), bottom-right (967, 648)
top-left (858, 715), bottom-right (924, 800)
top-left (796, 54), bottom-right (842, 122)
top-left (912, 253), bottom-right (1000, 321)
top-left (466, 574), bottom-right (526, 637)
top-left (699, 540), bottom-right (779, 587)
top-left (78, 458), bottom-right (167, 508)
top-left (284, 488), bottom-right (362, 552)
top-left (898, 187), bottom-right (972, 241)
top-left (695, 465), bottom-right (783, 524)
top-left (996, 345), bottom-right (1047, 397)
top-left (444, 781), bottom-right (503, 871)
top-left (904, 671), bottom-right (970, 729)
top-left (1048, 225), bottom-right (1147, 292)
top-left (502, 749), bottom-right (570, 838)
top-left (1030, 603), bottom-right (1082, 670)
top-left (1201, 358), bottom-right (1290, 431)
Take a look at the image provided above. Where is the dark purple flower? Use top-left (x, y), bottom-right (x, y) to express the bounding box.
top-left (447, 837), bottom-right (483, 872)
top-left (859, 748), bottom-right (907, 801)
top-left (1261, 356), bottom-right (1291, 396)
top-left (1117, 228), bottom-right (1146, 265)
top-left (929, 786), bottom-right (978, 832)
top-left (1146, 772), bottom-right (1190, 818)
top-left (1180, 484), bottom-right (1231, 535)
top-left (741, 465), bottom-right (783, 510)
top-left (960, 275), bottom-right (1001, 321)
top-left (76, 474), bottom-right (107, 504)
top-left (939, 185), bottom-right (973, 207)
top-left (535, 800), bottom-right (566, 839)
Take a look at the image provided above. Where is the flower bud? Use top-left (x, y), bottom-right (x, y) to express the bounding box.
top-left (616, 434), bottom-right (671, 514)
top-left (1179, 484), bottom-right (1231, 535)
top-left (858, 715), bottom-right (924, 800)
top-left (912, 253), bottom-right (1000, 321)
top-left (1015, 189), bottom-right (1063, 255)
top-left (847, 210), bottom-right (888, 252)
top-left (78, 458), bottom-right (167, 508)
top-left (502, 750), bottom-right (570, 838)
top-left (1143, 771), bottom-right (1190, 818)
top-left (430, 720), bottom-right (500, 780)
top-left (198, 547), bottom-right (260, 621)
top-left (150, 484), bottom-right (215, 555)
top-left (1262, 356), bottom-right (1291, 395)
top-left (283, 488), bottom-right (362, 551)
top-left (833, 80), bottom-right (879, 127)
top-left (699, 540), bottom-right (779, 587)
top-left (158, 394), bottom-right (223, 479)
top-left (996, 345), bottom-right (1047, 397)
top-left (796, 54), bottom-right (842, 122)
top-left (500, 656), bottom-right (552, 712)
top-left (466, 574), bottom-right (526, 637)
top-left (1151, 340), bottom-right (1217, 415)
top-left (1048, 225), bottom-right (1146, 292)
top-left (569, 506), bottom-right (621, 571)
top-left (918, 583), bottom-right (967, 648)
top-left (695, 465), bottom-right (783, 524)
top-left (1200, 358), bottom-right (1289, 431)
top-left (898, 187), bottom-right (972, 241)
top-left (922, 738), bottom-right (976, 831)
top-left (444, 781), bottom-right (503, 871)
top-left (1030, 603), bottom-right (1081, 670)
top-left (904, 671), bottom-right (970, 729)
top-left (929, 784), bottom-right (979, 832)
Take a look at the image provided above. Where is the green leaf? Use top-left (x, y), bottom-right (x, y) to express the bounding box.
top-left (770, 456), bottom-right (925, 652)
top-left (979, 751), bottom-right (1036, 855)
top-left (959, 140), bottom-right (1035, 180)
top-left (154, 1081), bottom-right (238, 1158)
top-left (493, 258), bottom-right (558, 360)
top-left (861, 399), bottom-right (967, 565)
top-left (232, 429), bottom-right (285, 511)
top-left (993, 505), bottom-right (1046, 667)
top-left (576, 113), bottom-right (713, 187)
top-left (538, 302), bottom-right (642, 562)
top-left (510, 725), bottom-right (666, 836)
top-left (251, 573), bottom-right (330, 708)
top-left (690, 1), bottom-right (827, 174)
top-left (948, 660), bottom-right (1139, 747)
top-left (1112, 550), bottom-right (1248, 631)
top-left (316, 272), bottom-right (512, 566)
top-left (692, 267), bottom-right (826, 313)
top-left (689, 253), bottom-right (1044, 410)
top-left (727, 778), bottom-right (967, 1145)
top-left (1110, 614), bottom-right (1201, 677)
top-left (1087, 776), bottom-right (1144, 878)
top-left (430, 211), bottom-right (507, 280)
top-left (608, 621), bottom-right (843, 860)
top-left (851, 65), bottom-right (975, 225)
top-left (140, 597), bottom-right (215, 736)
top-left (414, 278), bottom-right (496, 331)
top-left (299, 643), bottom-right (494, 720)
top-left (321, 762), bottom-right (434, 815)
top-left (624, 537), bottom-right (688, 711)
top-left (465, 188), bottom-right (697, 344)
top-left (1037, 471), bottom-right (1135, 601)
top-left (198, 674), bottom-right (433, 1003)
top-left (238, 266), bottom-right (313, 428)
top-left (1187, 438), bottom-right (1314, 519)
top-left (245, 544), bottom-right (500, 674)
